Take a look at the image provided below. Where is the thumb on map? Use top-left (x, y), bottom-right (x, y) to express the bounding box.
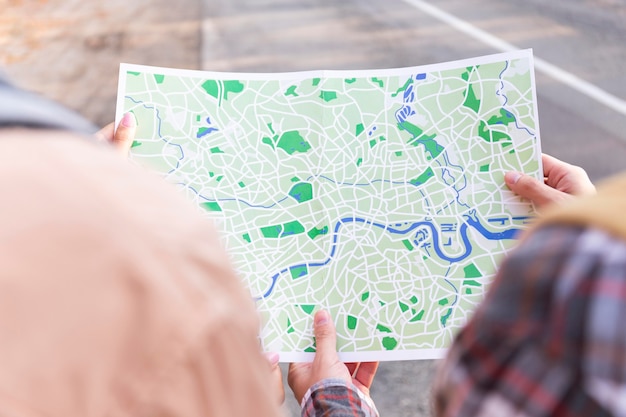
top-left (113, 112), bottom-right (137, 156)
top-left (313, 310), bottom-right (339, 363)
top-left (504, 171), bottom-right (561, 208)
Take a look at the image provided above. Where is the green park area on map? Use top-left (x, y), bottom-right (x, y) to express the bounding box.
top-left (117, 50), bottom-right (541, 361)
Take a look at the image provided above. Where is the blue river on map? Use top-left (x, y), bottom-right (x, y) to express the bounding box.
top-left (259, 210), bottom-right (526, 300)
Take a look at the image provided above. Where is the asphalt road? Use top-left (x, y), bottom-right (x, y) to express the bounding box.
top-left (3, 0), bottom-right (626, 416)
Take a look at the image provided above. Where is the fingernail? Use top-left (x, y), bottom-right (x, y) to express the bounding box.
top-left (121, 112), bottom-right (136, 128)
top-left (314, 310), bottom-right (329, 326)
top-left (267, 352), bottom-right (280, 366)
top-left (505, 171), bottom-right (522, 185)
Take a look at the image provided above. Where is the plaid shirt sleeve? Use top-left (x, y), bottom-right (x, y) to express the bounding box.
top-left (301, 378), bottom-right (379, 417)
top-left (434, 225), bottom-right (626, 417)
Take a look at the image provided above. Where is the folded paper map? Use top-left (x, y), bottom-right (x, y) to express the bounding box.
top-left (116, 49), bottom-right (541, 361)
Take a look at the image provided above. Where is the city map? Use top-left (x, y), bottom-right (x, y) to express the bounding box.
top-left (116, 49), bottom-right (541, 361)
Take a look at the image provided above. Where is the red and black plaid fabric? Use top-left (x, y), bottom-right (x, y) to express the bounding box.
top-left (434, 225), bottom-right (626, 417)
top-left (303, 379), bottom-right (378, 417)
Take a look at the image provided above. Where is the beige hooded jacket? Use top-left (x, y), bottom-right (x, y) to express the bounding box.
top-left (0, 129), bottom-right (283, 417)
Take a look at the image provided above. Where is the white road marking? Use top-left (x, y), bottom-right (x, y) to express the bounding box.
top-left (402, 0), bottom-right (626, 117)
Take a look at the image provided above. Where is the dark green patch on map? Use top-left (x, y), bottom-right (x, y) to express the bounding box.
top-left (201, 80), bottom-right (220, 99)
top-left (261, 225), bottom-right (282, 239)
top-left (399, 121), bottom-right (443, 159)
top-left (382, 337), bottom-right (398, 351)
top-left (290, 265), bottom-right (308, 279)
top-left (261, 220), bottom-right (306, 239)
top-left (463, 84), bottom-right (481, 113)
top-left (210, 146), bottom-right (225, 154)
top-left (409, 167), bottom-right (435, 186)
top-left (441, 308), bottom-right (453, 326)
top-left (262, 137), bottom-right (275, 150)
top-left (377, 324), bottom-right (392, 333)
top-left (282, 220), bottom-right (306, 237)
top-left (200, 201), bottom-right (222, 212)
top-left (320, 91), bottom-right (338, 102)
top-left (401, 120), bottom-right (423, 137)
top-left (277, 131), bottom-right (312, 155)
top-left (289, 182), bottom-right (313, 203)
top-left (488, 108), bottom-right (517, 126)
top-left (478, 121), bottom-right (511, 143)
top-left (154, 74), bottom-right (165, 84)
top-left (307, 226), bottom-right (329, 240)
top-left (402, 239), bottom-right (414, 251)
top-left (285, 85), bottom-right (299, 97)
top-left (347, 315), bottom-right (358, 330)
top-left (264, 130), bottom-right (312, 154)
top-left (201, 79), bottom-right (244, 102)
top-left (300, 304), bottom-right (315, 314)
top-left (221, 80), bottom-right (244, 99)
top-left (410, 309), bottom-right (425, 322)
top-left (197, 127), bottom-right (210, 137)
top-left (391, 77), bottom-right (412, 98)
top-left (464, 263), bottom-right (482, 278)
top-left (287, 318), bottom-right (295, 334)
top-left (371, 77), bottom-right (384, 88)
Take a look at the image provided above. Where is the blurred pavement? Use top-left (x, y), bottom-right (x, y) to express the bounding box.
top-left (1, 0), bottom-right (201, 124)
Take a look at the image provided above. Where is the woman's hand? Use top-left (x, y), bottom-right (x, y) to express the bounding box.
top-left (95, 112), bottom-right (137, 157)
top-left (505, 153), bottom-right (596, 209)
top-left (287, 310), bottom-right (378, 403)
top-left (265, 352), bottom-right (286, 405)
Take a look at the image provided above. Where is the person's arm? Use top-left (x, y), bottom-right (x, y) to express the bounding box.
top-left (288, 310), bottom-right (379, 417)
top-left (505, 153), bottom-right (595, 208)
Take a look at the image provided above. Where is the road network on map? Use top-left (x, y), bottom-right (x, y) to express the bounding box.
top-left (119, 50), bottom-right (540, 361)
